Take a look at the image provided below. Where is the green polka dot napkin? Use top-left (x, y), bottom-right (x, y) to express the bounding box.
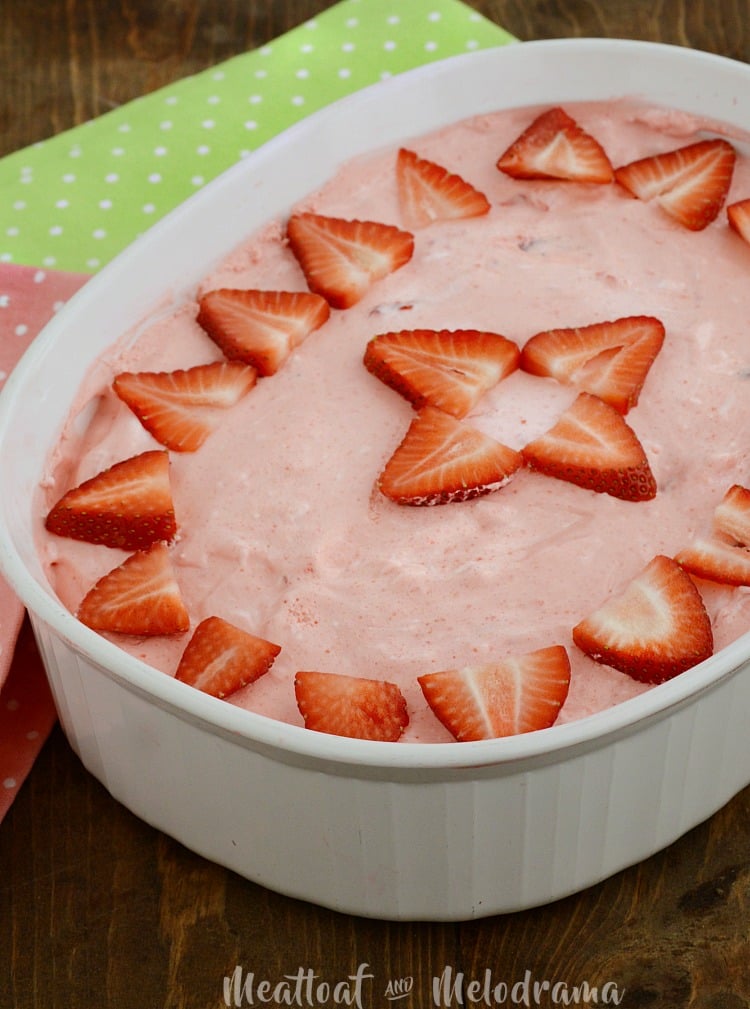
top-left (0, 0), bottom-right (514, 274)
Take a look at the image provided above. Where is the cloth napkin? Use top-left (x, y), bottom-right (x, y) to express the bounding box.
top-left (0, 0), bottom-right (515, 819)
top-left (0, 0), bottom-right (514, 273)
top-left (0, 264), bottom-right (89, 818)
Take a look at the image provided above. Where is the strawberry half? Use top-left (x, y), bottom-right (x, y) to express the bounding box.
top-left (418, 645), bottom-right (571, 742)
top-left (713, 483), bottom-right (750, 545)
top-left (175, 616), bottom-right (281, 699)
top-left (113, 361), bottom-right (257, 452)
top-left (396, 147), bottom-right (490, 229)
top-left (675, 537), bottom-right (750, 587)
top-left (521, 392), bottom-right (656, 501)
top-left (572, 555), bottom-right (713, 683)
top-left (196, 288), bottom-right (330, 376)
top-left (77, 542), bottom-right (190, 636)
top-left (614, 138), bottom-right (736, 231)
top-left (286, 212), bottom-right (414, 309)
top-left (294, 670), bottom-right (409, 742)
top-left (377, 404), bottom-right (523, 506)
top-left (364, 328), bottom-right (520, 418)
top-left (496, 106), bottom-right (614, 184)
top-left (520, 316), bottom-right (665, 414)
top-left (45, 450), bottom-right (177, 551)
top-left (728, 198), bottom-right (750, 244)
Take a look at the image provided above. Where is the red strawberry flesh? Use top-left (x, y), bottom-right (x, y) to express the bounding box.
top-left (286, 212), bottom-right (414, 309)
top-left (418, 645), bottom-right (571, 741)
top-left (45, 450), bottom-right (177, 551)
top-left (497, 106), bottom-right (614, 183)
top-left (378, 405), bottom-right (523, 506)
top-left (727, 198), bottom-right (750, 244)
top-left (520, 316), bottom-right (665, 414)
top-left (675, 537), bottom-right (750, 587)
top-left (77, 542), bottom-right (190, 636)
top-left (364, 328), bottom-right (520, 418)
top-left (114, 361), bottom-right (257, 452)
top-left (396, 147), bottom-right (490, 229)
top-left (197, 288), bottom-right (330, 376)
top-left (176, 616), bottom-right (281, 698)
top-left (521, 392), bottom-right (656, 501)
top-left (713, 483), bottom-right (750, 546)
top-left (615, 138), bottom-right (736, 231)
top-left (572, 555), bottom-right (713, 683)
top-left (294, 670), bottom-right (409, 741)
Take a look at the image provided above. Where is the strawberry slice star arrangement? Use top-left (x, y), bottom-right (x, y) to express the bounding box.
top-left (519, 316), bottom-right (665, 415)
top-left (521, 392), bottom-right (657, 502)
top-left (377, 405), bottom-right (524, 506)
top-left (364, 328), bottom-right (520, 418)
top-left (40, 102), bottom-right (750, 744)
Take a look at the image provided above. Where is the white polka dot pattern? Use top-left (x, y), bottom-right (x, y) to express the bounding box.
top-left (0, 0), bottom-right (514, 273)
top-left (0, 263), bottom-right (88, 820)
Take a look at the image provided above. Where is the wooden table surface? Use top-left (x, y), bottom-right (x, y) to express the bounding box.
top-left (2, 2), bottom-right (750, 1007)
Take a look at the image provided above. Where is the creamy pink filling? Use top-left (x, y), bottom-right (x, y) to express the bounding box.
top-left (38, 99), bottom-right (750, 742)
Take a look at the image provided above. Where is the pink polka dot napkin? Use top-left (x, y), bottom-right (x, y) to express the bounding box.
top-left (0, 263), bottom-right (89, 819)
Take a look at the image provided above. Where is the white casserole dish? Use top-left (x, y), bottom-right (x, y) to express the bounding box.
top-left (1, 38), bottom-right (750, 921)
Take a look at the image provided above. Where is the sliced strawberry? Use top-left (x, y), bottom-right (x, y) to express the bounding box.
top-left (521, 392), bottom-right (656, 501)
top-left (113, 361), bottom-right (257, 452)
top-left (572, 555), bottom-right (713, 684)
top-left (713, 483), bottom-right (750, 545)
top-left (418, 645), bottom-right (571, 741)
top-left (673, 485), bottom-right (750, 585)
top-left (496, 106), bottom-right (614, 183)
top-left (175, 616), bottom-right (281, 699)
top-left (196, 288), bottom-right (330, 376)
top-left (615, 138), bottom-right (736, 231)
top-left (377, 404), bottom-right (523, 506)
top-left (77, 542), bottom-right (190, 636)
top-left (45, 450), bottom-right (177, 551)
top-left (520, 316), bottom-right (665, 414)
top-left (286, 212), bottom-right (414, 309)
top-left (396, 147), bottom-right (490, 229)
top-left (675, 537), bottom-right (750, 587)
top-left (294, 670), bottom-right (409, 742)
top-left (364, 328), bottom-right (520, 418)
top-left (727, 198), bottom-right (750, 244)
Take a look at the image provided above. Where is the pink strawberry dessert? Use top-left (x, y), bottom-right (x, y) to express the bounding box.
top-left (38, 99), bottom-right (750, 743)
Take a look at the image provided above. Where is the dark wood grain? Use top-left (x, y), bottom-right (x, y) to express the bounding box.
top-left (4, 0), bottom-right (750, 157)
top-left (476, 0), bottom-right (750, 60)
top-left (2, 3), bottom-right (750, 1008)
top-left (0, 0), bottom-right (328, 157)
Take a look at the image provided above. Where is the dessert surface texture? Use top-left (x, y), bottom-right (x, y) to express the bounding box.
top-left (38, 99), bottom-right (750, 743)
